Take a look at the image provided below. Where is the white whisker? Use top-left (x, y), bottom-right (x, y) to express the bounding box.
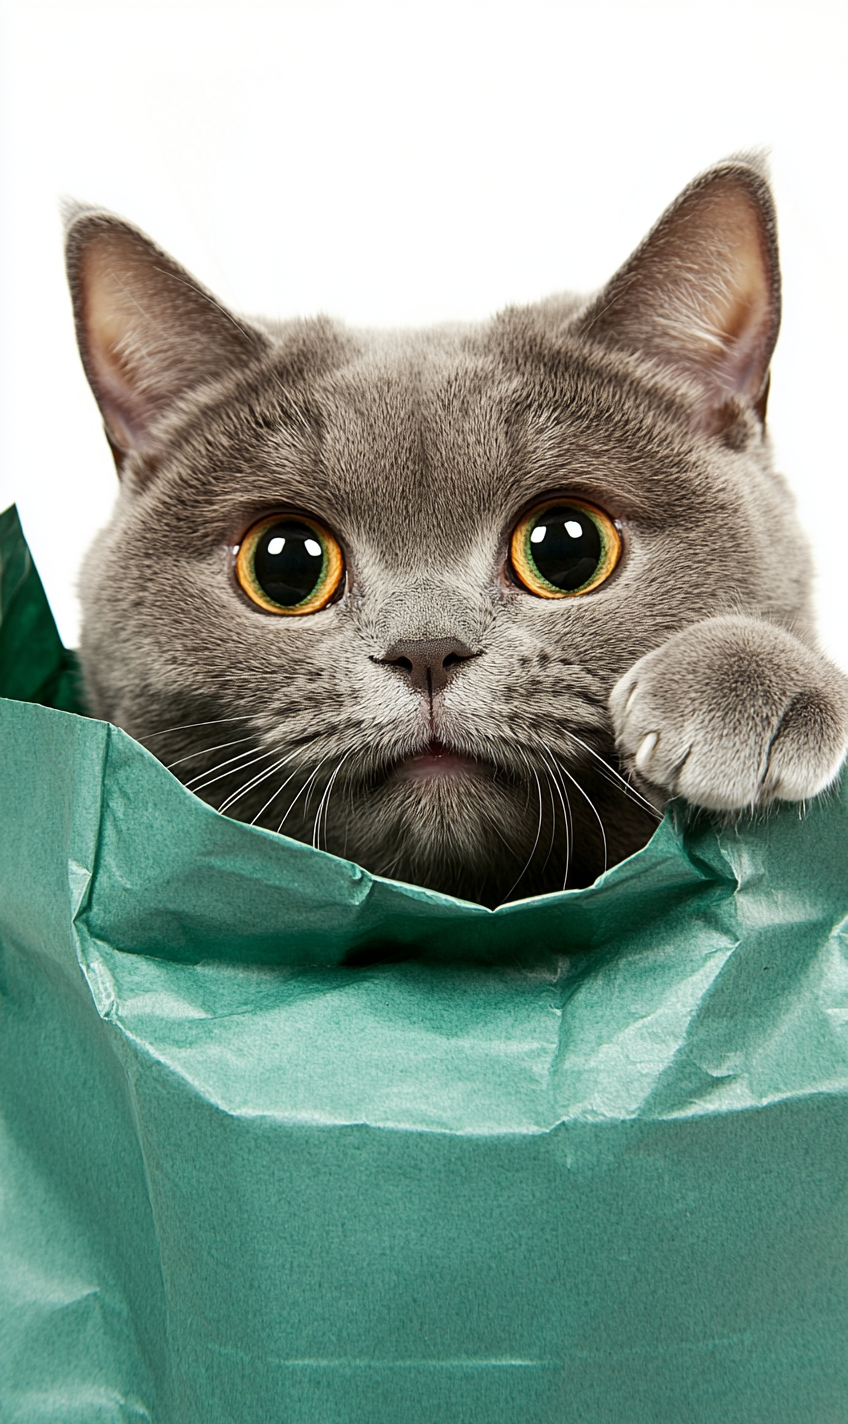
top-left (312, 750), bottom-right (355, 850)
top-left (275, 753), bottom-right (337, 835)
top-left (189, 742), bottom-right (286, 794)
top-left (501, 759), bottom-right (544, 902)
top-left (536, 747), bottom-right (573, 889)
top-left (538, 768), bottom-right (558, 877)
top-left (563, 730), bottom-right (662, 818)
top-left (167, 735), bottom-right (255, 771)
top-left (248, 756), bottom-right (314, 826)
top-left (551, 751), bottom-right (609, 875)
top-left (218, 748), bottom-right (302, 814)
top-left (144, 715), bottom-right (255, 740)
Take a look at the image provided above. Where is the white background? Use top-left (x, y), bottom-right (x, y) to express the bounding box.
top-left (1, 0), bottom-right (845, 665)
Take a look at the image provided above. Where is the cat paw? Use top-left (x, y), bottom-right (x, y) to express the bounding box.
top-left (609, 616), bottom-right (848, 811)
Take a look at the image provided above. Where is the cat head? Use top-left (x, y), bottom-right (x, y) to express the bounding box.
top-left (66, 158), bottom-right (810, 904)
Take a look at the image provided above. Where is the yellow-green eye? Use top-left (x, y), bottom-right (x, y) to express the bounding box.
top-left (236, 514), bottom-right (344, 615)
top-left (510, 499), bottom-right (621, 598)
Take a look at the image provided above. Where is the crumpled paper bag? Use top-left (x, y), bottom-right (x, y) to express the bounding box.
top-left (1, 503), bottom-right (846, 1423)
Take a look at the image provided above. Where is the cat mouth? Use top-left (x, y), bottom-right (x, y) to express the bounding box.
top-left (394, 739), bottom-right (486, 783)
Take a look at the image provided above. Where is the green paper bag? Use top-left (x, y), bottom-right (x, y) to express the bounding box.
top-left (1, 503), bottom-right (846, 1424)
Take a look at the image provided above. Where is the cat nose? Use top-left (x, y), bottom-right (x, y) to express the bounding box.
top-left (375, 637), bottom-right (479, 696)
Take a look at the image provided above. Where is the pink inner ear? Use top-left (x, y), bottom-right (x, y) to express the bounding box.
top-left (79, 238), bottom-right (167, 454)
top-left (84, 339), bottom-right (158, 456)
top-left (686, 190), bottom-right (775, 405)
top-left (72, 222), bottom-right (266, 462)
top-left (580, 168), bottom-right (780, 433)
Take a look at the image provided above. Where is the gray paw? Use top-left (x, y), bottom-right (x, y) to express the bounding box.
top-left (610, 616), bottom-right (848, 811)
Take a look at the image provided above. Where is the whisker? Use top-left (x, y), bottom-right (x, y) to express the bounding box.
top-left (312, 767), bottom-right (335, 850)
top-left (536, 747), bottom-right (573, 890)
top-left (312, 750), bottom-right (355, 851)
top-left (276, 753), bottom-right (337, 835)
top-left (143, 715), bottom-right (255, 740)
top-left (326, 750), bottom-right (358, 847)
top-left (218, 748), bottom-right (302, 814)
top-left (166, 735), bottom-right (256, 771)
top-left (189, 742), bottom-right (286, 794)
top-left (302, 759), bottom-right (328, 819)
top-left (551, 751), bottom-right (609, 875)
top-left (538, 768), bottom-right (558, 877)
top-left (501, 760), bottom-right (544, 902)
top-left (248, 758), bottom-right (308, 826)
top-left (562, 730), bottom-right (662, 818)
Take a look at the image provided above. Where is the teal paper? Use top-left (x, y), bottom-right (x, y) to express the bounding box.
top-left (1, 504), bottom-right (846, 1422)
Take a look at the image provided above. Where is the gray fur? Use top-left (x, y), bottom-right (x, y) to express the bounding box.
top-left (66, 160), bottom-right (848, 905)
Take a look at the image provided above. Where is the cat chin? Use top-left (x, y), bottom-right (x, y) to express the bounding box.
top-left (318, 768), bottom-right (546, 905)
top-left (314, 751), bottom-right (657, 904)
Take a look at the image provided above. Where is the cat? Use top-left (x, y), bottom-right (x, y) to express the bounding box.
top-left (65, 158), bottom-right (848, 907)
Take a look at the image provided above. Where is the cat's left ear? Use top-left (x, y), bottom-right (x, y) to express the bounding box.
top-left (576, 159), bottom-right (780, 434)
top-left (65, 206), bottom-right (270, 471)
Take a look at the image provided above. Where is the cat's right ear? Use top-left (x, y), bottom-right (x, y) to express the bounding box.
top-left (65, 207), bottom-right (269, 474)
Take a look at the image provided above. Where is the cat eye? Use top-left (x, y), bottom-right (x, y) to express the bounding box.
top-left (235, 514), bottom-right (344, 615)
top-left (510, 499), bottom-right (621, 598)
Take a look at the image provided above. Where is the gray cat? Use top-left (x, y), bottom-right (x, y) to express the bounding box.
top-left (65, 158), bottom-right (848, 906)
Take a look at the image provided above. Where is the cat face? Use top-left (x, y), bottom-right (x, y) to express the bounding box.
top-left (67, 160), bottom-right (811, 904)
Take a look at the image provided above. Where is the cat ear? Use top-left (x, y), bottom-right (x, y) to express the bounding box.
top-left (576, 160), bottom-right (780, 434)
top-left (65, 207), bottom-right (269, 464)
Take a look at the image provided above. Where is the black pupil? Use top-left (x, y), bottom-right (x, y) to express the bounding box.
top-left (253, 521), bottom-right (325, 607)
top-left (528, 505), bottom-right (602, 591)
